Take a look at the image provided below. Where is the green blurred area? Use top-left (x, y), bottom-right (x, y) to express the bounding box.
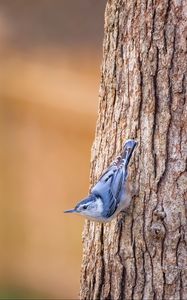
top-left (0, 288), bottom-right (44, 299)
top-left (0, 1), bottom-right (105, 299)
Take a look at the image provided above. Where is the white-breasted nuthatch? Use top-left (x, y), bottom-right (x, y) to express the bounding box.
top-left (64, 139), bottom-right (137, 222)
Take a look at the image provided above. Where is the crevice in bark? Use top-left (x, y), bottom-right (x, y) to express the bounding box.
top-left (116, 218), bottom-right (127, 300)
top-left (152, 46), bottom-right (159, 180)
top-left (147, 6), bottom-right (156, 54)
top-left (119, 266), bottom-right (126, 300)
top-left (130, 197), bottom-right (135, 247)
top-left (141, 250), bottom-right (147, 300)
top-left (93, 224), bottom-right (105, 300)
top-left (144, 192), bottom-right (157, 298)
top-left (131, 238), bottom-right (138, 299)
top-left (161, 222), bottom-right (167, 299)
top-left (163, 0), bottom-right (171, 52)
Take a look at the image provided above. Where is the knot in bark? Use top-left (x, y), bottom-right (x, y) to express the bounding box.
top-left (150, 222), bottom-right (166, 240)
top-left (153, 208), bottom-right (166, 220)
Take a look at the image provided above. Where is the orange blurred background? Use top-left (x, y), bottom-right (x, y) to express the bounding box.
top-left (0, 1), bottom-right (105, 298)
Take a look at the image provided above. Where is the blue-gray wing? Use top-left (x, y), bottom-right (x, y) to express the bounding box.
top-left (111, 166), bottom-right (126, 201)
top-left (91, 164), bottom-right (117, 194)
top-left (91, 166), bottom-right (126, 218)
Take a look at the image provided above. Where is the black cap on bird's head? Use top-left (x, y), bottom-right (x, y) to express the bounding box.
top-left (64, 194), bottom-right (103, 220)
top-left (64, 194), bottom-right (97, 214)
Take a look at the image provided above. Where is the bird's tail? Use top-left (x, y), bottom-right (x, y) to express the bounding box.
top-left (121, 139), bottom-right (137, 168)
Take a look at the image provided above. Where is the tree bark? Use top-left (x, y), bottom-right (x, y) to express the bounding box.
top-left (80, 0), bottom-right (187, 299)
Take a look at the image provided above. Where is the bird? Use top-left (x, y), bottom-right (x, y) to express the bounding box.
top-left (64, 139), bottom-right (137, 222)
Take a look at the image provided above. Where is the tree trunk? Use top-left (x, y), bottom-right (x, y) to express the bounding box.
top-left (80, 0), bottom-right (187, 299)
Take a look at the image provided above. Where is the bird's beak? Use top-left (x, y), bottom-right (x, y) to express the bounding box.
top-left (64, 208), bottom-right (76, 213)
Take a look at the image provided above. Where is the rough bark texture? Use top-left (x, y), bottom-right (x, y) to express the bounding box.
top-left (80, 0), bottom-right (187, 299)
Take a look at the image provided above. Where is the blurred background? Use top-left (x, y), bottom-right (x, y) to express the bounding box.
top-left (0, 0), bottom-right (105, 298)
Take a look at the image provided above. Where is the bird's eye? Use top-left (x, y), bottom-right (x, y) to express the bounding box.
top-left (82, 205), bottom-right (88, 210)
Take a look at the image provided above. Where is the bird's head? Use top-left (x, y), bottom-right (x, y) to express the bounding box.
top-left (64, 194), bottom-right (104, 220)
